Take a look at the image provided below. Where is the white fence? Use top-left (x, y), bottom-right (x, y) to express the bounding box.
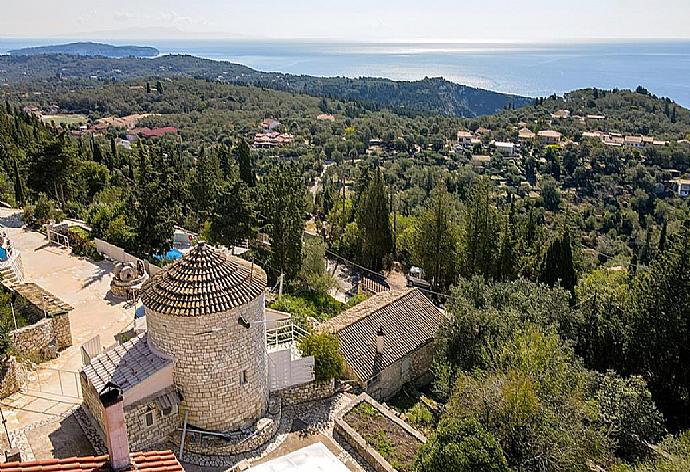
top-left (268, 349), bottom-right (315, 392)
top-left (94, 238), bottom-right (160, 276)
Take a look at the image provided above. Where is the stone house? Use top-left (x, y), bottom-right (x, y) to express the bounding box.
top-left (320, 289), bottom-right (445, 401)
top-left (538, 130), bottom-right (562, 145)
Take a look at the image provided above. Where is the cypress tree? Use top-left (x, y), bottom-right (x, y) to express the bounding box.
top-left (235, 138), bottom-right (256, 187)
top-left (357, 169), bottom-right (393, 271)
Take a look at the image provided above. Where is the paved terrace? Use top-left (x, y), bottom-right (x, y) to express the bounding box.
top-left (0, 208), bottom-right (134, 458)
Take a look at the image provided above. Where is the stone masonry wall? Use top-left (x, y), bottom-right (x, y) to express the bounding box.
top-left (52, 313), bottom-right (72, 350)
top-left (0, 357), bottom-right (20, 399)
top-left (125, 398), bottom-right (179, 452)
top-left (9, 313), bottom-right (72, 359)
top-left (274, 379), bottom-right (335, 406)
top-left (80, 372), bottom-right (106, 436)
top-left (366, 340), bottom-right (436, 401)
top-left (146, 294), bottom-right (269, 432)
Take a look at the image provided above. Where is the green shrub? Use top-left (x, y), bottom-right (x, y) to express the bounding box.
top-left (298, 332), bottom-right (345, 382)
top-left (68, 227), bottom-right (103, 261)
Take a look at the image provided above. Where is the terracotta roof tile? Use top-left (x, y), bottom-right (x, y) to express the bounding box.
top-left (0, 451), bottom-right (183, 472)
top-left (80, 333), bottom-right (171, 394)
top-left (140, 242), bottom-right (266, 317)
top-left (320, 289), bottom-right (445, 381)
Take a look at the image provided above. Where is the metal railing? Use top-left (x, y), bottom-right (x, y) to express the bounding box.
top-left (265, 320), bottom-right (308, 350)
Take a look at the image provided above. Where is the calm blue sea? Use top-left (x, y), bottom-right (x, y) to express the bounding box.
top-left (2, 39), bottom-right (690, 107)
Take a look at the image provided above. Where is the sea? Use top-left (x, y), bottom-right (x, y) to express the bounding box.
top-left (2, 39), bottom-right (690, 107)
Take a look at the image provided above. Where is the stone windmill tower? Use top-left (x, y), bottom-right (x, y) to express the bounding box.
top-left (141, 242), bottom-right (268, 432)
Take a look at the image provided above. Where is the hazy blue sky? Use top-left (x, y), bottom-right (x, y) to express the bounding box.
top-left (2, 0), bottom-right (690, 42)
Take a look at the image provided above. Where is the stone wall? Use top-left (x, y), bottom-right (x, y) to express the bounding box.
top-left (80, 372), bottom-right (105, 436)
top-left (146, 294), bottom-right (269, 432)
top-left (274, 379), bottom-right (335, 407)
top-left (172, 396), bottom-right (281, 457)
top-left (335, 393), bottom-right (426, 472)
top-left (125, 395), bottom-right (179, 452)
top-left (0, 357), bottom-right (20, 399)
top-left (9, 313), bottom-right (72, 359)
top-left (365, 340), bottom-right (435, 401)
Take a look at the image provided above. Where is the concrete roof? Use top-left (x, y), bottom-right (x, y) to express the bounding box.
top-left (249, 443), bottom-right (349, 472)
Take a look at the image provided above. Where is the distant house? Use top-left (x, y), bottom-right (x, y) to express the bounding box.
top-left (538, 130), bottom-right (562, 145)
top-left (457, 130), bottom-right (473, 146)
top-left (494, 141), bottom-right (515, 156)
top-left (670, 178), bottom-right (690, 197)
top-left (586, 114), bottom-right (606, 120)
top-left (471, 155), bottom-right (492, 167)
top-left (475, 126), bottom-right (491, 136)
top-left (624, 135), bottom-right (643, 148)
top-left (253, 131), bottom-right (294, 148)
top-left (131, 127), bottom-right (178, 138)
top-left (551, 109), bottom-right (571, 119)
top-left (518, 127), bottom-right (536, 141)
top-left (320, 289), bottom-right (446, 401)
top-left (261, 118), bottom-right (281, 132)
top-left (317, 113), bottom-right (336, 121)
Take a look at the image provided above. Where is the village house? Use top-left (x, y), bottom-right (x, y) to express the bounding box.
top-left (261, 117), bottom-right (281, 132)
top-left (538, 130), bottom-right (562, 145)
top-left (494, 141), bottom-right (515, 156)
top-left (316, 113), bottom-right (336, 121)
top-left (253, 131), bottom-right (295, 148)
top-left (551, 109), bottom-right (571, 119)
top-left (670, 178), bottom-right (690, 197)
top-left (518, 127), bottom-right (536, 142)
top-left (457, 130), bottom-right (473, 146)
top-left (320, 289), bottom-right (445, 401)
top-left (624, 135), bottom-right (643, 148)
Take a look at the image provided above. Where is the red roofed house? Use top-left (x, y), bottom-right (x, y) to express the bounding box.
top-left (131, 127), bottom-right (178, 138)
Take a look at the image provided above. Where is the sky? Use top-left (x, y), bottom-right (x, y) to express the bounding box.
top-left (2, 0), bottom-right (690, 42)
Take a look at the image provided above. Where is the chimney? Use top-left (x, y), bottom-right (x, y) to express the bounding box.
top-left (376, 327), bottom-right (385, 355)
top-left (99, 382), bottom-right (131, 471)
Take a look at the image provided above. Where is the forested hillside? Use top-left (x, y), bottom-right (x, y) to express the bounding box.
top-left (1, 77), bottom-right (690, 470)
top-left (0, 54), bottom-right (531, 117)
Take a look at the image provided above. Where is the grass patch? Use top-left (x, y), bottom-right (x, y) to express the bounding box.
top-left (41, 114), bottom-right (88, 126)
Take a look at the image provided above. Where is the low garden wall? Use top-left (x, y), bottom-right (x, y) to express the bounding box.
top-left (274, 378), bottom-right (335, 406)
top-left (0, 357), bottom-right (20, 399)
top-left (9, 313), bottom-right (72, 359)
top-left (335, 393), bottom-right (426, 472)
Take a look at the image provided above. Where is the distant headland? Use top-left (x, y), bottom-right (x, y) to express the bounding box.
top-left (8, 42), bottom-right (159, 58)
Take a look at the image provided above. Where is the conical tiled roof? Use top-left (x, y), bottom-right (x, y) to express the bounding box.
top-left (140, 242), bottom-right (266, 317)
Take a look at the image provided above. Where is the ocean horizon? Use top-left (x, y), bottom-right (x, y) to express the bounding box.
top-left (2, 38), bottom-right (690, 107)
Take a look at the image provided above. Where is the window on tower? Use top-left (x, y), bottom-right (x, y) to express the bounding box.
top-left (240, 369), bottom-right (248, 385)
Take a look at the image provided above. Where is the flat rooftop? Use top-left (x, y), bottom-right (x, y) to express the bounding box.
top-left (248, 443), bottom-right (350, 472)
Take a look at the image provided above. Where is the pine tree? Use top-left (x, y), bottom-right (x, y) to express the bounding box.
top-left (156, 80), bottom-right (164, 94)
top-left (357, 169), bottom-right (393, 271)
top-left (146, 82), bottom-right (151, 94)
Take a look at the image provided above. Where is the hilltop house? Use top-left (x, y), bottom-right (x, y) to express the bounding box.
top-left (320, 289), bottom-right (445, 401)
top-left (457, 130), bottom-right (473, 147)
top-left (261, 118), bottom-right (281, 132)
top-left (538, 130), bottom-right (562, 145)
top-left (518, 127), bottom-right (536, 141)
top-left (670, 178), bottom-right (690, 197)
top-left (494, 141), bottom-right (515, 157)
